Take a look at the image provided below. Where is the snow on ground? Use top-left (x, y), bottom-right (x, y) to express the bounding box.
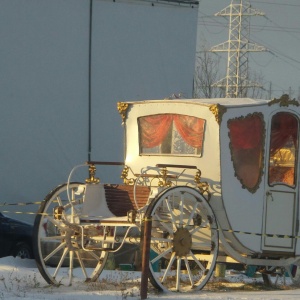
top-left (1, 257), bottom-right (300, 299)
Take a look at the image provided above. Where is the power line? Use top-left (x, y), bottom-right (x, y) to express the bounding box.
top-left (248, 34), bottom-right (300, 69)
top-left (197, 19), bottom-right (300, 34)
top-left (251, 1), bottom-right (300, 7)
top-left (263, 16), bottom-right (300, 43)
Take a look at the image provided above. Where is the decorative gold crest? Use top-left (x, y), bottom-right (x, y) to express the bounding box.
top-left (209, 104), bottom-right (227, 124)
top-left (117, 102), bottom-right (129, 123)
top-left (268, 94), bottom-right (299, 107)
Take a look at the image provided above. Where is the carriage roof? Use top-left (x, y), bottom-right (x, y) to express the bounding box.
top-left (124, 97), bottom-right (270, 108)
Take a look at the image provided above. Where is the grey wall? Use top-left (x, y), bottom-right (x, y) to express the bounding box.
top-left (0, 0), bottom-right (198, 222)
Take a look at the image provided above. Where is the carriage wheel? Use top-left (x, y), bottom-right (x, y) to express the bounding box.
top-left (33, 182), bottom-right (108, 286)
top-left (285, 263), bottom-right (300, 286)
top-left (145, 186), bottom-right (219, 292)
top-left (262, 263), bottom-right (300, 287)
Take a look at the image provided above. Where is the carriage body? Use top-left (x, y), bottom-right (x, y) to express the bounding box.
top-left (123, 96), bottom-right (300, 258)
top-left (34, 95), bottom-right (300, 292)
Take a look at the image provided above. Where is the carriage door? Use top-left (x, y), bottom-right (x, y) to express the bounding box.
top-left (263, 112), bottom-right (299, 252)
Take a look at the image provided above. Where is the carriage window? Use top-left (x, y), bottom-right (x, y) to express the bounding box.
top-left (138, 114), bottom-right (205, 156)
top-left (268, 112), bottom-right (298, 186)
top-left (228, 113), bottom-right (265, 193)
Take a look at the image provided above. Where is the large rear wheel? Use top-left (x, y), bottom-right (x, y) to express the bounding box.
top-left (33, 182), bottom-right (108, 286)
top-left (146, 186), bottom-right (219, 292)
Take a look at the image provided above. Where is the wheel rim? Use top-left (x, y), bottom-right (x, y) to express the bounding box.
top-left (146, 186), bottom-right (219, 292)
top-left (33, 182), bottom-right (108, 286)
top-left (15, 245), bottom-right (31, 259)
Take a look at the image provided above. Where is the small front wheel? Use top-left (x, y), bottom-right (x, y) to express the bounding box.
top-left (146, 186), bottom-right (219, 292)
top-left (33, 182), bottom-right (108, 286)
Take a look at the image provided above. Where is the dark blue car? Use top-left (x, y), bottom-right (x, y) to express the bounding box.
top-left (0, 212), bottom-right (33, 259)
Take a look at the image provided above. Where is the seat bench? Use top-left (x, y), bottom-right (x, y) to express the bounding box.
top-left (104, 184), bottom-right (150, 217)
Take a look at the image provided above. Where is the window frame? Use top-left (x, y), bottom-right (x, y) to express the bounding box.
top-left (138, 113), bottom-right (206, 157)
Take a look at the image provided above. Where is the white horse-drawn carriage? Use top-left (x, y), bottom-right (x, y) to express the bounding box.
top-left (33, 94), bottom-right (300, 292)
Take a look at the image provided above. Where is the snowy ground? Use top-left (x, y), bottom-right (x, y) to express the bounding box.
top-left (1, 257), bottom-right (300, 300)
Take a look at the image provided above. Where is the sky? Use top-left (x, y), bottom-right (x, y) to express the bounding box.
top-left (195, 0), bottom-right (300, 99)
top-left (1, 256), bottom-right (300, 300)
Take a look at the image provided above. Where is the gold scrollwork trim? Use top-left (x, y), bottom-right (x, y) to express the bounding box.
top-left (121, 165), bottom-right (135, 185)
top-left (194, 169), bottom-right (211, 200)
top-left (268, 94), bottom-right (299, 107)
top-left (117, 102), bottom-right (129, 123)
top-left (209, 104), bottom-right (227, 125)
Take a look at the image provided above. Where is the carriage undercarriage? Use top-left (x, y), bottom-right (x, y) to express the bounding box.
top-left (33, 163), bottom-right (220, 292)
top-left (33, 163), bottom-right (300, 293)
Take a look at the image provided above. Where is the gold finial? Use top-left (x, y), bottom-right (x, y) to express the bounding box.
top-left (268, 94), bottom-right (299, 107)
top-left (209, 104), bottom-right (227, 124)
top-left (85, 164), bottom-right (100, 184)
top-left (117, 102), bottom-right (129, 124)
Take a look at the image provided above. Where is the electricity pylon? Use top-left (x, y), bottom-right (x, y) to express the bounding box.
top-left (210, 0), bottom-right (267, 98)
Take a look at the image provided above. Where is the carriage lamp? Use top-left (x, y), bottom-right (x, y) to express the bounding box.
top-left (121, 166), bottom-right (135, 185)
top-left (85, 164), bottom-right (100, 184)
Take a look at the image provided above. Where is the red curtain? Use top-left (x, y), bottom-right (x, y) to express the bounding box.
top-left (228, 115), bottom-right (263, 150)
top-left (139, 114), bottom-right (204, 149)
top-left (173, 115), bottom-right (204, 148)
top-left (270, 113), bottom-right (298, 154)
top-left (139, 115), bottom-right (173, 148)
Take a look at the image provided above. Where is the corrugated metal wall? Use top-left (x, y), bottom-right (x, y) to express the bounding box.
top-left (0, 0), bottom-right (198, 222)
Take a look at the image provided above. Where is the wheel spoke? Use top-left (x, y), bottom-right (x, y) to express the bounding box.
top-left (150, 247), bottom-right (173, 264)
top-left (165, 197), bottom-right (177, 231)
top-left (191, 241), bottom-right (212, 248)
top-left (189, 219), bottom-right (209, 236)
top-left (152, 214), bottom-right (174, 235)
top-left (188, 251), bottom-right (206, 272)
top-left (86, 250), bottom-right (101, 261)
top-left (68, 250), bottom-right (74, 286)
top-left (44, 241), bottom-right (67, 263)
top-left (74, 250), bottom-right (89, 279)
top-left (184, 257), bottom-right (194, 287)
top-left (176, 257), bottom-right (182, 291)
top-left (41, 235), bottom-right (65, 242)
top-left (186, 202), bottom-right (199, 227)
top-left (56, 195), bottom-right (63, 207)
top-left (161, 252), bottom-right (176, 283)
top-left (53, 247), bottom-right (69, 279)
top-left (46, 216), bottom-right (68, 232)
top-left (179, 193), bottom-right (184, 227)
top-left (150, 237), bottom-right (172, 243)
